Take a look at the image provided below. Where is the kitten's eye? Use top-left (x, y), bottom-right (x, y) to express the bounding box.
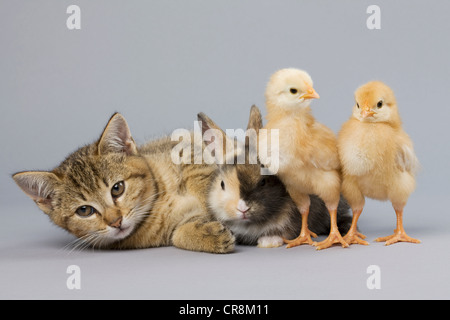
top-left (111, 181), bottom-right (125, 198)
top-left (357, 103), bottom-right (360, 109)
top-left (259, 179), bottom-right (266, 187)
top-left (290, 88), bottom-right (298, 94)
top-left (76, 205), bottom-right (96, 217)
top-left (221, 180), bottom-right (225, 190)
top-left (377, 100), bottom-right (383, 108)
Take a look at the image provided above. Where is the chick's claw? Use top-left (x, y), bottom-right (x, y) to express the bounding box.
top-left (315, 231), bottom-right (349, 250)
top-left (344, 231), bottom-right (369, 246)
top-left (283, 230), bottom-right (318, 248)
top-left (375, 232), bottom-right (421, 246)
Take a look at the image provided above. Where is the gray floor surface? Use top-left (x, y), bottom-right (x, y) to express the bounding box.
top-left (1, 194), bottom-right (448, 300)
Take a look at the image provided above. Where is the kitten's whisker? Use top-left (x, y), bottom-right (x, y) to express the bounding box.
top-left (62, 230), bottom-right (108, 254)
top-left (88, 229), bottom-right (109, 251)
top-left (72, 234), bottom-right (97, 253)
top-left (90, 234), bottom-right (104, 251)
top-left (61, 233), bottom-right (92, 253)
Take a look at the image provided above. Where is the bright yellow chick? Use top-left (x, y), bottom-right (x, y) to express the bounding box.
top-left (338, 81), bottom-right (420, 246)
top-left (260, 68), bottom-right (348, 250)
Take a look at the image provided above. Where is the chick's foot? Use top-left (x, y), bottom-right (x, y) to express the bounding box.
top-left (283, 230), bottom-right (318, 248)
top-left (315, 231), bottom-right (349, 250)
top-left (375, 231), bottom-right (421, 246)
top-left (344, 231), bottom-right (369, 246)
top-left (376, 209), bottom-right (421, 245)
top-left (284, 210), bottom-right (317, 248)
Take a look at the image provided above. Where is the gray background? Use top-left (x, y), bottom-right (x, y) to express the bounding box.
top-left (1, 0), bottom-right (449, 300)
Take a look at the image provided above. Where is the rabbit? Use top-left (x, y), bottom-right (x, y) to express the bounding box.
top-left (199, 105), bottom-right (352, 247)
top-left (207, 162), bottom-right (352, 247)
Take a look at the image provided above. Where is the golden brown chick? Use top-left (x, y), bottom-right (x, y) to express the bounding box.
top-left (260, 68), bottom-right (348, 250)
top-left (338, 81), bottom-right (420, 246)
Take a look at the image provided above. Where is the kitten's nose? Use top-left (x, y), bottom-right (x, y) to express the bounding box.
top-left (237, 199), bottom-right (250, 213)
top-left (109, 216), bottom-right (123, 228)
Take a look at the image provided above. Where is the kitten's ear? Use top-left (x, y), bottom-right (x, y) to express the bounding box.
top-left (246, 105), bottom-right (263, 132)
top-left (98, 113), bottom-right (138, 156)
top-left (12, 171), bottom-right (59, 214)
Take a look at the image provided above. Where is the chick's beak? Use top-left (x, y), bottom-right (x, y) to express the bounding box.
top-left (361, 106), bottom-right (376, 118)
top-left (301, 83), bottom-right (320, 100)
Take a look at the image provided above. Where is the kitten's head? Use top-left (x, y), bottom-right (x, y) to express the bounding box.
top-left (13, 113), bottom-right (156, 248)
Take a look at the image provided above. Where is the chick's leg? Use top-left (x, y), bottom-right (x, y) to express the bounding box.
top-left (284, 208), bottom-right (318, 248)
top-left (343, 209), bottom-right (369, 246)
top-left (341, 176), bottom-right (368, 245)
top-left (375, 207), bottom-right (420, 245)
top-left (315, 208), bottom-right (349, 250)
top-left (314, 173), bottom-right (349, 250)
top-left (283, 194), bottom-right (317, 248)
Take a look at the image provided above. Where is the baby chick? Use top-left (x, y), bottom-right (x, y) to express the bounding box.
top-left (260, 68), bottom-right (348, 250)
top-left (338, 81), bottom-right (420, 246)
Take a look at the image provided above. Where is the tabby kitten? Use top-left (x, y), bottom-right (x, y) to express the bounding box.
top-left (13, 113), bottom-right (235, 253)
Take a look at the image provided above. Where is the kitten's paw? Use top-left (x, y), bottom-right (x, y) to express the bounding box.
top-left (257, 235), bottom-right (284, 248)
top-left (172, 220), bottom-right (235, 254)
top-left (201, 221), bottom-right (235, 253)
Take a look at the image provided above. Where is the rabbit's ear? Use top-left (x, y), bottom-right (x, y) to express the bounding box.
top-left (197, 112), bottom-right (226, 137)
top-left (246, 105), bottom-right (263, 132)
top-left (244, 105), bottom-right (262, 164)
top-left (197, 112), bottom-right (231, 164)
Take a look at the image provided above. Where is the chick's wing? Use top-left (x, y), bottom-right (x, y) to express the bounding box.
top-left (308, 122), bottom-right (340, 171)
top-left (396, 141), bottom-right (419, 174)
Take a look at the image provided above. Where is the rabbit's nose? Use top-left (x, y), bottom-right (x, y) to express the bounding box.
top-left (237, 199), bottom-right (250, 213)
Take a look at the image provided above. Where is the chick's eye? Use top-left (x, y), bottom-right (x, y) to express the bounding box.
top-left (111, 181), bottom-right (125, 198)
top-left (289, 88), bottom-right (298, 94)
top-left (377, 100), bottom-right (383, 108)
top-left (76, 205), bottom-right (96, 217)
top-left (356, 103), bottom-right (360, 109)
top-left (221, 180), bottom-right (225, 190)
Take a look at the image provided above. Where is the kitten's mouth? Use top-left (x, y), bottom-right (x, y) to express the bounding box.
top-left (109, 223), bottom-right (134, 239)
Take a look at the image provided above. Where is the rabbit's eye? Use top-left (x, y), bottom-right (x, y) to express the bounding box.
top-left (259, 179), bottom-right (266, 187)
top-left (221, 180), bottom-right (225, 190)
